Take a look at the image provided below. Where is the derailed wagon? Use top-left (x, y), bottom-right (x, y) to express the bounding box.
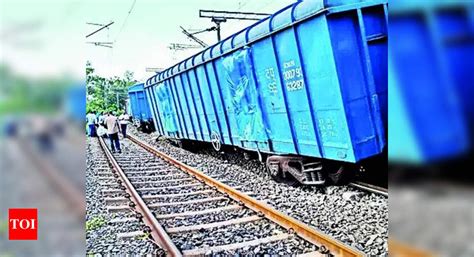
top-left (145, 0), bottom-right (388, 185)
top-left (128, 83), bottom-right (155, 133)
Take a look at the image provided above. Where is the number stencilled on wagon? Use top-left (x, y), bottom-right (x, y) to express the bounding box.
top-left (264, 67), bottom-right (278, 94)
top-left (282, 60), bottom-right (304, 92)
top-left (319, 117), bottom-right (337, 140)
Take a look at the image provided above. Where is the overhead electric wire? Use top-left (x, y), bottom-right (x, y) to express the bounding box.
top-left (114, 0), bottom-right (137, 43)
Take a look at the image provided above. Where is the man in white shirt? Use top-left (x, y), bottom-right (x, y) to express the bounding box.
top-left (85, 111), bottom-right (97, 137)
top-left (118, 111), bottom-right (130, 138)
top-left (104, 112), bottom-right (121, 153)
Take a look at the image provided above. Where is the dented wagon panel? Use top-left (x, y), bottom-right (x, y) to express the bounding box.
top-left (146, 0), bottom-right (388, 163)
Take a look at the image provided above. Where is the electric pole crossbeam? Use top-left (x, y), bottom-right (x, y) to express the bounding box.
top-left (180, 26), bottom-right (208, 47)
top-left (168, 43), bottom-right (203, 50)
top-left (87, 42), bottom-right (113, 48)
top-left (199, 10), bottom-right (270, 21)
top-left (86, 21), bottom-right (114, 38)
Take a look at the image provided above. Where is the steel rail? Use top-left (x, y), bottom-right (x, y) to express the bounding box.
top-left (128, 134), bottom-right (363, 257)
top-left (97, 137), bottom-right (182, 257)
top-left (349, 181), bottom-right (388, 197)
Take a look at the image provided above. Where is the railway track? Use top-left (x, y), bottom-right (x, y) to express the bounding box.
top-left (97, 135), bottom-right (364, 256)
top-left (87, 138), bottom-right (164, 255)
top-left (348, 181), bottom-right (388, 197)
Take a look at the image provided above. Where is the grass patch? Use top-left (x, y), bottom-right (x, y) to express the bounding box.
top-left (86, 216), bottom-right (106, 232)
top-left (136, 232), bottom-right (150, 240)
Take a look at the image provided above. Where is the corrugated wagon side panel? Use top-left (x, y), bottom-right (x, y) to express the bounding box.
top-left (188, 69), bottom-right (211, 142)
top-left (327, 8), bottom-right (383, 161)
top-left (143, 87), bottom-right (154, 121)
top-left (295, 14), bottom-right (354, 161)
top-left (196, 65), bottom-right (223, 143)
top-left (361, 5), bottom-right (388, 138)
top-left (169, 77), bottom-right (188, 138)
top-left (129, 92), bottom-right (138, 119)
top-left (155, 83), bottom-right (179, 136)
top-left (164, 80), bottom-right (184, 138)
top-left (173, 76), bottom-right (197, 140)
top-left (146, 86), bottom-right (164, 136)
top-left (137, 91), bottom-right (148, 120)
top-left (152, 85), bottom-right (170, 137)
top-left (180, 73), bottom-right (204, 141)
top-left (213, 58), bottom-right (241, 146)
top-left (251, 38), bottom-right (297, 154)
top-left (273, 27), bottom-right (323, 157)
top-left (205, 62), bottom-right (233, 145)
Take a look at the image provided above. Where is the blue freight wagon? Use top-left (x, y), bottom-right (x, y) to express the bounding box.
top-left (128, 83), bottom-right (155, 133)
top-left (389, 0), bottom-right (471, 163)
top-left (145, 0), bottom-right (388, 185)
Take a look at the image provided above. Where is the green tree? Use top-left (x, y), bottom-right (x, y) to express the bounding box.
top-left (86, 61), bottom-right (136, 114)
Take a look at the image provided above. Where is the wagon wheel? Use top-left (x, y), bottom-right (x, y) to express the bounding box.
top-left (266, 157), bottom-right (299, 186)
top-left (326, 162), bottom-right (352, 185)
top-left (211, 132), bottom-right (221, 152)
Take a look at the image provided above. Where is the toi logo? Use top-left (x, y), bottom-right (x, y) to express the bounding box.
top-left (9, 208), bottom-right (38, 240)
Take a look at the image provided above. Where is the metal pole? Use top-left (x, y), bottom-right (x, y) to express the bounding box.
top-left (116, 92), bottom-right (119, 109)
top-left (217, 23), bottom-right (221, 42)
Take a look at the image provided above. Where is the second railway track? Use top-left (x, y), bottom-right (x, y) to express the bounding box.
top-left (348, 181), bottom-right (388, 197)
top-left (97, 135), bottom-right (363, 256)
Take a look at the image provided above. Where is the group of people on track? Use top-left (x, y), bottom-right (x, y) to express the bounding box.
top-left (86, 111), bottom-right (130, 153)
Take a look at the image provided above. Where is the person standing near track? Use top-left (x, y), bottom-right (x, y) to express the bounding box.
top-left (118, 111), bottom-right (130, 138)
top-left (98, 112), bottom-right (106, 127)
top-left (104, 112), bottom-right (121, 153)
top-left (86, 111), bottom-right (97, 137)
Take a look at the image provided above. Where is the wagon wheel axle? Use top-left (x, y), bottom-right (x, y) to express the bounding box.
top-left (211, 132), bottom-right (221, 152)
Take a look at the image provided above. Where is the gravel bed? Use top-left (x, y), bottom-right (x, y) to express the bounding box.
top-left (214, 236), bottom-right (319, 255)
top-left (86, 137), bottom-right (164, 255)
top-left (128, 174), bottom-right (190, 182)
top-left (145, 191), bottom-right (223, 204)
top-left (152, 198), bottom-right (233, 215)
top-left (99, 184), bottom-right (123, 190)
top-left (132, 180), bottom-right (198, 188)
top-left (130, 127), bottom-right (388, 255)
top-left (126, 170), bottom-right (185, 177)
top-left (138, 184), bottom-right (211, 195)
top-left (101, 191), bottom-right (128, 198)
top-left (171, 220), bottom-right (287, 250)
top-left (158, 208), bottom-right (255, 228)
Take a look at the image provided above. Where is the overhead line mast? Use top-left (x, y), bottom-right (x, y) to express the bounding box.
top-left (199, 10), bottom-right (270, 41)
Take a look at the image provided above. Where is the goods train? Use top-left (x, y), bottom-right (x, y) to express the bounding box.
top-left (128, 83), bottom-right (155, 133)
top-left (136, 0), bottom-right (388, 185)
top-left (128, 0), bottom-right (474, 184)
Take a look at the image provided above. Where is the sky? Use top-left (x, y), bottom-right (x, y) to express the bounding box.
top-left (1, 0), bottom-right (296, 81)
